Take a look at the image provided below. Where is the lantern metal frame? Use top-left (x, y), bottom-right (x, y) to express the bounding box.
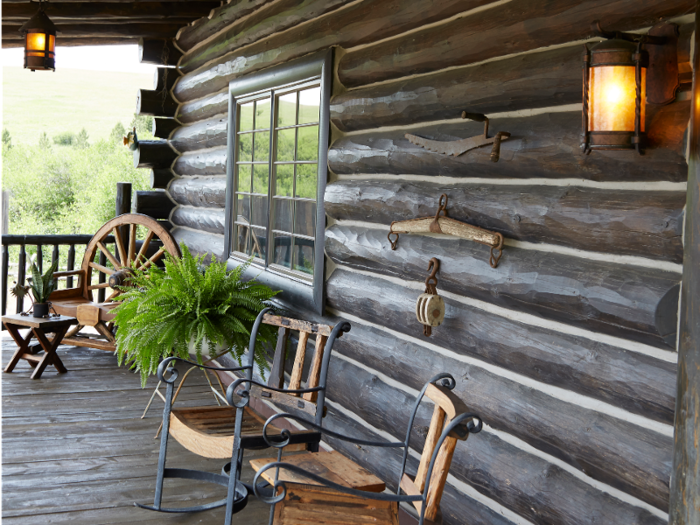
top-left (581, 21), bottom-right (679, 155)
top-left (19, 0), bottom-right (58, 72)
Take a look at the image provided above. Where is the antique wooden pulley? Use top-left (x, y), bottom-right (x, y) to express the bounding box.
top-left (416, 258), bottom-right (445, 337)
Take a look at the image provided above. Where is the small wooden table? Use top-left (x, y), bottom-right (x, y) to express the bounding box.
top-left (3, 314), bottom-right (77, 379)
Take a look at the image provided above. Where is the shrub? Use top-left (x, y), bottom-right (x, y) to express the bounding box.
top-left (53, 131), bottom-right (76, 146)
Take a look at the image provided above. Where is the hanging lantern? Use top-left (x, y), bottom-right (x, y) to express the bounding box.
top-left (19, 2), bottom-right (58, 72)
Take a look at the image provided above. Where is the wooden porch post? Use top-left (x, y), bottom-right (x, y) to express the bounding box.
top-left (669, 5), bottom-right (700, 524)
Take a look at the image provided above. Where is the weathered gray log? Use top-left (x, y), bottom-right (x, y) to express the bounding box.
top-left (2, 22), bottom-right (185, 39)
top-left (170, 206), bottom-right (225, 234)
top-left (331, 22), bottom-right (693, 132)
top-left (176, 0), bottom-right (273, 52)
top-left (136, 89), bottom-right (179, 117)
top-left (153, 66), bottom-right (181, 92)
top-left (172, 227), bottom-right (224, 261)
top-left (670, 4), bottom-right (700, 522)
top-left (169, 117), bottom-right (227, 152)
top-left (326, 225), bottom-right (681, 348)
top-left (325, 180), bottom-right (686, 263)
top-left (176, 90), bottom-right (227, 123)
top-left (173, 0), bottom-right (496, 101)
top-left (139, 37), bottom-right (183, 66)
top-left (168, 176), bottom-right (226, 207)
top-left (328, 103), bottom-right (689, 182)
top-left (172, 147), bottom-right (227, 176)
top-left (2, 36), bottom-right (140, 47)
top-left (337, 0), bottom-right (694, 88)
top-left (152, 118), bottom-right (180, 139)
top-left (2, 2), bottom-right (220, 19)
top-left (326, 324), bottom-right (673, 511)
top-left (327, 268), bottom-right (677, 423)
top-left (133, 190), bottom-right (175, 220)
top-left (133, 140), bottom-right (178, 169)
top-left (178, 0), bottom-right (356, 73)
top-left (150, 168), bottom-right (175, 189)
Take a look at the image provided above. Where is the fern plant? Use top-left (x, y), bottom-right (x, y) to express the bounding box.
top-left (113, 244), bottom-right (279, 386)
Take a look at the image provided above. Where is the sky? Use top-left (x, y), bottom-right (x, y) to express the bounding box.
top-left (2, 45), bottom-right (157, 74)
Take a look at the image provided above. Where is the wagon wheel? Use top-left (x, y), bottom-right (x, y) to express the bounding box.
top-left (82, 214), bottom-right (181, 304)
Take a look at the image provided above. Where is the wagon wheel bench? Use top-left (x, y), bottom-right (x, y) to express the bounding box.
top-left (2, 314), bottom-right (77, 379)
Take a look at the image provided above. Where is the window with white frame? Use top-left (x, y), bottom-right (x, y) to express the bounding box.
top-left (224, 51), bottom-right (331, 314)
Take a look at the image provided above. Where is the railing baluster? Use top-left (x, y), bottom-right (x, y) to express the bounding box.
top-left (2, 244), bottom-right (9, 317)
top-left (98, 251), bottom-right (107, 303)
top-left (16, 244), bottom-right (26, 314)
top-left (36, 244), bottom-right (43, 274)
top-left (66, 244), bottom-right (76, 289)
top-left (52, 244), bottom-right (59, 287)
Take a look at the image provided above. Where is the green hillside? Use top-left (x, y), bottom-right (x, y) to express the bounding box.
top-left (3, 66), bottom-right (153, 144)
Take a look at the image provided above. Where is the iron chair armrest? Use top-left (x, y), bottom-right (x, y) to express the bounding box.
top-left (226, 378), bottom-right (324, 408)
top-left (157, 356), bottom-right (252, 384)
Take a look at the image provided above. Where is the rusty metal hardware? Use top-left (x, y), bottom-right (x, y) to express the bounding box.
top-left (416, 258), bottom-right (445, 337)
top-left (387, 194), bottom-right (505, 268)
top-left (405, 112), bottom-right (510, 161)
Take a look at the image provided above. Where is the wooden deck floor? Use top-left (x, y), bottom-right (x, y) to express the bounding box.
top-left (2, 336), bottom-right (272, 525)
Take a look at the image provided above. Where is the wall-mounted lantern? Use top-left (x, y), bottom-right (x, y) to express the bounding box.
top-left (581, 22), bottom-right (679, 155)
top-left (19, 1), bottom-right (58, 72)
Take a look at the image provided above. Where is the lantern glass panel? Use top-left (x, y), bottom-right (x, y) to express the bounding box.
top-left (589, 65), bottom-right (646, 132)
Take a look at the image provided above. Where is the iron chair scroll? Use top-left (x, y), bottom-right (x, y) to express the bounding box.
top-left (251, 373), bottom-right (483, 525)
top-left (137, 307), bottom-right (351, 525)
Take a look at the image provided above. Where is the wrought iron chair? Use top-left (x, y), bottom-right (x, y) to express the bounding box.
top-left (249, 373), bottom-right (483, 525)
top-left (136, 307), bottom-right (351, 525)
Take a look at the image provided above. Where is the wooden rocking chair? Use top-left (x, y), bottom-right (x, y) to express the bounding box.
top-left (136, 307), bottom-right (351, 525)
top-left (250, 373), bottom-right (483, 525)
top-left (49, 213), bottom-right (180, 352)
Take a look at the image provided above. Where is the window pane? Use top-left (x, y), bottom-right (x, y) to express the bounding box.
top-left (234, 224), bottom-right (250, 254)
top-left (239, 102), bottom-right (254, 131)
top-left (296, 164), bottom-right (317, 199)
top-left (237, 165), bottom-right (252, 192)
top-left (276, 128), bottom-right (296, 162)
top-left (253, 131), bottom-right (270, 161)
top-left (255, 98), bottom-right (271, 129)
top-left (295, 201), bottom-right (316, 237)
top-left (294, 237), bottom-right (314, 275)
top-left (298, 87), bottom-right (320, 124)
top-left (253, 164), bottom-right (269, 194)
top-left (277, 92), bottom-right (297, 128)
top-left (274, 198), bottom-right (293, 232)
top-left (236, 194), bottom-right (251, 223)
top-left (296, 125), bottom-right (318, 161)
top-left (275, 164), bottom-right (294, 197)
top-left (251, 195), bottom-right (269, 228)
top-left (273, 233), bottom-right (292, 268)
top-left (251, 227), bottom-right (267, 260)
top-left (237, 133), bottom-right (252, 162)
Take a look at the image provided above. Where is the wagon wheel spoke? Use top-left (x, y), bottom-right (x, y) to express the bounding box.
top-left (128, 224), bottom-right (137, 265)
top-left (88, 282), bottom-right (111, 290)
top-left (112, 227), bottom-right (127, 267)
top-left (96, 241), bottom-right (121, 270)
top-left (89, 261), bottom-right (115, 276)
top-left (134, 229), bottom-right (155, 267)
top-left (105, 289), bottom-right (121, 303)
top-left (139, 248), bottom-right (166, 270)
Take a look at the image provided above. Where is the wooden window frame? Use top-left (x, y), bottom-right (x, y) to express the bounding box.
top-left (224, 49), bottom-right (332, 314)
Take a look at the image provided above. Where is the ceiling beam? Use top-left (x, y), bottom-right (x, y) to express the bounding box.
top-left (2, 22), bottom-right (185, 39)
top-left (2, 36), bottom-right (141, 47)
top-left (2, 2), bottom-right (219, 20)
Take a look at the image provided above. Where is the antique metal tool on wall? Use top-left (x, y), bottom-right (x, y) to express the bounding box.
top-left (405, 111), bottom-right (510, 161)
top-left (416, 258), bottom-right (445, 337)
top-left (388, 194), bottom-right (505, 268)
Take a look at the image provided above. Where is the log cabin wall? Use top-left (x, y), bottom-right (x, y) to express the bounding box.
top-left (139, 1), bottom-right (697, 523)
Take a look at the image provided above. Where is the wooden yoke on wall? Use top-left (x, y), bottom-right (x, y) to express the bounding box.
top-left (388, 194), bottom-right (505, 268)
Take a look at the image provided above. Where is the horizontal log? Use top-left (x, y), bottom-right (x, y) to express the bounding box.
top-left (170, 206), bottom-right (224, 234)
top-left (327, 268), bottom-right (677, 424)
top-left (2, 22), bottom-right (184, 38)
top-left (325, 225), bottom-right (681, 348)
top-left (331, 22), bottom-right (694, 132)
top-left (133, 190), bottom-right (175, 220)
top-left (324, 335), bottom-right (673, 513)
top-left (136, 89), bottom-right (179, 117)
top-left (172, 227), bottom-right (224, 261)
top-left (176, 0), bottom-right (273, 52)
top-left (172, 147), bottom-right (226, 176)
top-left (325, 180), bottom-right (686, 263)
top-left (152, 117), bottom-right (180, 139)
top-left (168, 176), bottom-right (226, 207)
top-left (150, 168), bottom-right (175, 189)
top-left (2, 36), bottom-right (139, 48)
top-left (337, 0), bottom-right (695, 88)
top-left (176, 90), bottom-right (228, 124)
top-left (133, 140), bottom-right (178, 169)
top-left (153, 66), bottom-right (181, 92)
top-left (139, 37), bottom-right (183, 66)
top-left (169, 117), bottom-right (227, 152)
top-left (1, 234), bottom-right (112, 246)
top-left (328, 103), bottom-right (689, 182)
top-left (2, 2), bottom-right (219, 20)
top-left (172, 0), bottom-right (496, 102)
top-left (178, 0), bottom-right (356, 73)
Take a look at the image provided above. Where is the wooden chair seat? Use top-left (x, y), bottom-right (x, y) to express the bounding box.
top-left (50, 294), bottom-right (118, 322)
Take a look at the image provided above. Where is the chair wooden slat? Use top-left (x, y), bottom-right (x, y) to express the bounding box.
top-left (268, 327), bottom-right (290, 389)
top-left (288, 331), bottom-right (310, 394)
top-left (415, 405), bottom-right (446, 492)
top-left (303, 334), bottom-right (328, 402)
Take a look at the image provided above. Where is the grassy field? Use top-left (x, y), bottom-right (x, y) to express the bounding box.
top-left (3, 66), bottom-right (153, 145)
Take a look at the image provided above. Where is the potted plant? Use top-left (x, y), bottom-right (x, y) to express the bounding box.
top-left (11, 259), bottom-right (59, 317)
top-left (113, 244), bottom-right (279, 386)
